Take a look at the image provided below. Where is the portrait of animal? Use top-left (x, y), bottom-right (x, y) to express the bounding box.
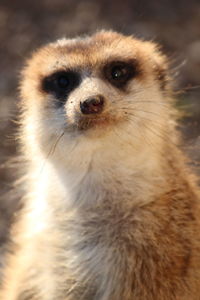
top-left (1, 31), bottom-right (200, 300)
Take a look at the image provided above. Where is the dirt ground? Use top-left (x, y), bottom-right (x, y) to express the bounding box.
top-left (0, 0), bottom-right (200, 274)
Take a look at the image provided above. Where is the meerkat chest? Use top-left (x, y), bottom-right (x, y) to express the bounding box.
top-left (57, 205), bottom-right (148, 300)
top-left (39, 170), bottom-right (193, 299)
top-left (52, 199), bottom-right (194, 300)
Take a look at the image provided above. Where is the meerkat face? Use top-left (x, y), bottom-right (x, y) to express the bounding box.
top-left (20, 31), bottom-right (171, 159)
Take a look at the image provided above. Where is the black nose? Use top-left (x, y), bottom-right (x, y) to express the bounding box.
top-left (80, 95), bottom-right (104, 114)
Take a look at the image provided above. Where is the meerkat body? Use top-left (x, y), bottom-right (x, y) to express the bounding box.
top-left (1, 31), bottom-right (200, 300)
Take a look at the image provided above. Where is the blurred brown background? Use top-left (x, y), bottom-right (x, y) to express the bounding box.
top-left (0, 0), bottom-right (200, 269)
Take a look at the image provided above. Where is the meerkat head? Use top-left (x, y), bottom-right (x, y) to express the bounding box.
top-left (20, 31), bottom-right (172, 164)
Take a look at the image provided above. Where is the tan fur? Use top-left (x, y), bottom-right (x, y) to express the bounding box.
top-left (1, 31), bottom-right (200, 300)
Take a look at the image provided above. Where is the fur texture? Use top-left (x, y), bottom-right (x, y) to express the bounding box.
top-left (1, 31), bottom-right (200, 300)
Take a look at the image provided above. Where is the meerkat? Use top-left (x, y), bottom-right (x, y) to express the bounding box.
top-left (1, 30), bottom-right (200, 300)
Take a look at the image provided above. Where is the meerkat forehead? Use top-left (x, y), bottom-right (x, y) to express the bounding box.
top-left (22, 30), bottom-right (168, 87)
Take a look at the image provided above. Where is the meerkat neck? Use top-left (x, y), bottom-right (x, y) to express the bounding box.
top-left (27, 138), bottom-right (168, 212)
top-left (21, 112), bottom-right (175, 210)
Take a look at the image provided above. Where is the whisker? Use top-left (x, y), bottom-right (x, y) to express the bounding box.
top-left (120, 107), bottom-right (170, 118)
top-left (113, 119), bottom-right (139, 149)
top-left (122, 115), bottom-right (169, 156)
top-left (123, 111), bottom-right (170, 131)
top-left (39, 131), bottom-right (65, 174)
top-left (50, 132), bottom-right (65, 156)
top-left (123, 112), bottom-right (178, 147)
top-left (122, 100), bottom-right (170, 107)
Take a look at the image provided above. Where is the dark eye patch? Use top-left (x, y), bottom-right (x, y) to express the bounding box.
top-left (41, 70), bottom-right (81, 106)
top-left (103, 60), bottom-right (140, 89)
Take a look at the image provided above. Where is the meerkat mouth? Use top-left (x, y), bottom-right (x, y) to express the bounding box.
top-left (76, 115), bottom-right (113, 131)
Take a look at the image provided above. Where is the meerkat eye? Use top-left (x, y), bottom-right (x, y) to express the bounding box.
top-left (104, 60), bottom-right (140, 88)
top-left (111, 65), bottom-right (129, 80)
top-left (42, 70), bottom-right (80, 104)
top-left (57, 74), bottom-right (70, 89)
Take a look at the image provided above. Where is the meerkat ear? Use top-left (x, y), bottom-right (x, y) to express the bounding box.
top-left (153, 51), bottom-right (169, 91)
top-left (145, 41), bottom-right (170, 91)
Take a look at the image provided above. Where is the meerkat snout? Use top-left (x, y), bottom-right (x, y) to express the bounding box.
top-left (80, 95), bottom-right (105, 114)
